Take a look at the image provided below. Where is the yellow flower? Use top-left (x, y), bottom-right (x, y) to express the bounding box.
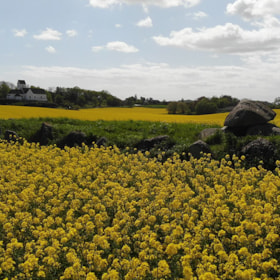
top-left (165, 243), bottom-right (178, 257)
top-left (147, 215), bottom-right (156, 225)
top-left (199, 272), bottom-right (219, 280)
top-left (86, 272), bottom-right (98, 280)
top-left (152, 260), bottom-right (171, 278)
top-left (37, 270), bottom-right (46, 277)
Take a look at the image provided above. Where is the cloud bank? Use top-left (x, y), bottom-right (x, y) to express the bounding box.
top-left (227, 0), bottom-right (280, 20)
top-left (19, 58), bottom-right (280, 102)
top-left (153, 21), bottom-right (280, 54)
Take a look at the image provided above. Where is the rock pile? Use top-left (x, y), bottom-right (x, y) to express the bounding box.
top-left (223, 99), bottom-right (280, 136)
top-left (191, 99), bottom-right (280, 167)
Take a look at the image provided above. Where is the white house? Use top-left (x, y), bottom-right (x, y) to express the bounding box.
top-left (7, 80), bottom-right (48, 102)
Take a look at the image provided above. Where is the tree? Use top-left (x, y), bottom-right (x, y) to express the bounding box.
top-left (55, 94), bottom-right (64, 105)
top-left (124, 96), bottom-right (137, 107)
top-left (167, 102), bottom-right (177, 114)
top-left (77, 95), bottom-right (86, 106)
top-left (274, 97), bottom-right (280, 107)
top-left (46, 91), bottom-right (53, 102)
top-left (195, 98), bottom-right (217, 114)
top-left (217, 95), bottom-right (239, 108)
top-left (176, 102), bottom-right (190, 114)
top-left (0, 82), bottom-right (10, 99)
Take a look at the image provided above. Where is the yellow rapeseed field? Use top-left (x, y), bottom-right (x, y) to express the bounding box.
top-left (2, 105), bottom-right (280, 126)
top-left (1, 106), bottom-right (280, 279)
top-left (0, 106), bottom-right (227, 125)
top-left (0, 141), bottom-right (279, 279)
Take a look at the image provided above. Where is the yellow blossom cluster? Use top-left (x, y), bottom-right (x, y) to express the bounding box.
top-left (0, 141), bottom-right (279, 279)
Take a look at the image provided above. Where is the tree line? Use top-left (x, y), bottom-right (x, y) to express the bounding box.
top-left (0, 81), bottom-right (278, 114)
top-left (0, 82), bottom-right (165, 109)
top-left (167, 96), bottom-right (240, 115)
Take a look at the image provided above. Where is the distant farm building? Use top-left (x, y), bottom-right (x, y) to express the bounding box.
top-left (7, 80), bottom-right (47, 102)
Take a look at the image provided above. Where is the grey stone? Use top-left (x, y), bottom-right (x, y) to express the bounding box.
top-left (223, 126), bottom-right (248, 136)
top-left (31, 122), bottom-right (53, 145)
top-left (96, 136), bottom-right (107, 147)
top-left (4, 130), bottom-right (18, 141)
top-left (199, 128), bottom-right (221, 141)
top-left (61, 131), bottom-right (87, 147)
top-left (188, 140), bottom-right (211, 158)
top-left (241, 138), bottom-right (275, 162)
top-left (224, 99), bottom-right (276, 127)
top-left (272, 126), bottom-right (280, 135)
top-left (246, 123), bottom-right (280, 136)
top-left (136, 135), bottom-right (170, 151)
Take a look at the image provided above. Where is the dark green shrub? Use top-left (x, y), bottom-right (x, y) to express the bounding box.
top-left (167, 102), bottom-right (178, 114)
top-left (205, 130), bottom-right (223, 145)
top-left (195, 99), bottom-right (218, 115)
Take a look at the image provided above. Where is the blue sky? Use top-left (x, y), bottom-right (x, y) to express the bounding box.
top-left (1, 0), bottom-right (280, 101)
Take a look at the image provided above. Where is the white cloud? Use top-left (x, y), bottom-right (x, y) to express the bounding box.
top-left (13, 29), bottom-right (27, 37)
top-left (153, 21), bottom-right (280, 54)
top-left (20, 58), bottom-right (280, 102)
top-left (93, 41), bottom-right (139, 53)
top-left (88, 0), bottom-right (118, 8)
top-left (107, 41), bottom-right (139, 52)
top-left (137, 16), bottom-right (153, 27)
top-left (252, 16), bottom-right (280, 28)
top-left (142, 4), bottom-right (149, 13)
top-left (88, 30), bottom-right (94, 38)
top-left (33, 28), bottom-right (62, 40)
top-left (92, 46), bottom-right (104, 52)
top-left (192, 11), bottom-right (208, 20)
top-left (115, 23), bottom-right (122, 28)
top-left (66, 29), bottom-right (78, 37)
top-left (45, 46), bottom-right (56, 53)
top-left (227, 0), bottom-right (280, 20)
top-left (88, 0), bottom-right (200, 8)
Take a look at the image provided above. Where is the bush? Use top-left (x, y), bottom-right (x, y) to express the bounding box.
top-left (167, 102), bottom-right (177, 114)
top-left (195, 99), bottom-right (218, 115)
top-left (205, 130), bottom-right (223, 145)
top-left (167, 102), bottom-right (190, 114)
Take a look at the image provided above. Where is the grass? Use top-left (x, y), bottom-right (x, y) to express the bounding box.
top-left (0, 117), bottom-right (218, 149)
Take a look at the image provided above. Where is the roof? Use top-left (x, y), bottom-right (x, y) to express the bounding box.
top-left (8, 89), bottom-right (22, 95)
top-left (9, 88), bottom-right (46, 95)
top-left (30, 88), bottom-right (46, 95)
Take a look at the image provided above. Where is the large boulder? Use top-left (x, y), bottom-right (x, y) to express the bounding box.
top-left (60, 131), bottom-right (87, 147)
top-left (136, 135), bottom-right (171, 151)
top-left (188, 140), bottom-right (211, 159)
top-left (241, 138), bottom-right (275, 169)
top-left (246, 123), bottom-right (280, 136)
top-left (31, 122), bottom-right (53, 145)
top-left (224, 99), bottom-right (276, 128)
top-left (199, 128), bottom-right (221, 141)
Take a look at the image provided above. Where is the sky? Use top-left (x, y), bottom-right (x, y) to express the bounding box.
top-left (1, 0), bottom-right (280, 102)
